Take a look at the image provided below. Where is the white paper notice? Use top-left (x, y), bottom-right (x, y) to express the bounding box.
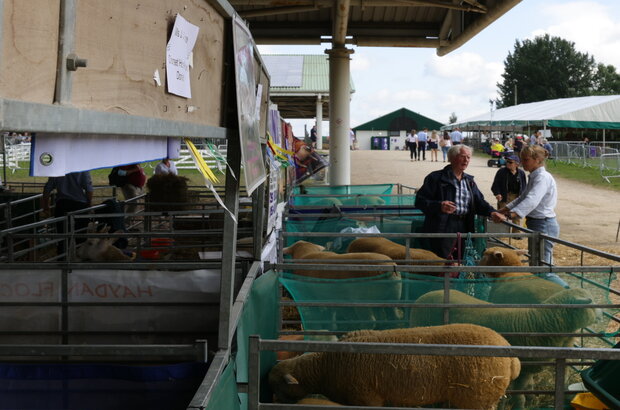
top-left (166, 14), bottom-right (199, 98)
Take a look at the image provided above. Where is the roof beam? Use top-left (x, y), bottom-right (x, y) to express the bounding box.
top-left (437, 0), bottom-right (522, 56)
top-left (238, 5), bottom-right (321, 18)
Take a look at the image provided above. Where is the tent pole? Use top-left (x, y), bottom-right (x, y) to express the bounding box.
top-left (603, 129), bottom-right (606, 151)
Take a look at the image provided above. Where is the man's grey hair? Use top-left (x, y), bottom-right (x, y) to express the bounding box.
top-left (447, 144), bottom-right (472, 161)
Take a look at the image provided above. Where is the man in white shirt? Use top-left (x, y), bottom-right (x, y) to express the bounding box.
top-left (154, 158), bottom-right (178, 176)
top-left (450, 128), bottom-right (463, 144)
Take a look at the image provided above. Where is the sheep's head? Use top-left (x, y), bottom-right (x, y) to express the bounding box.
top-left (479, 247), bottom-right (526, 273)
top-left (269, 356), bottom-right (314, 403)
top-left (543, 288), bottom-right (599, 329)
top-left (282, 241), bottom-right (325, 258)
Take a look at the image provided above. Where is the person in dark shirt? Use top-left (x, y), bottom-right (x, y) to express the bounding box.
top-left (491, 154), bottom-right (527, 231)
top-left (415, 145), bottom-right (506, 259)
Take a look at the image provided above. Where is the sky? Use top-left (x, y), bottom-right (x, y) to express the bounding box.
top-left (257, 0), bottom-right (620, 137)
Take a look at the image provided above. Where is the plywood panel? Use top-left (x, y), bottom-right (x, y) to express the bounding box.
top-left (0, 0), bottom-right (60, 103)
top-left (72, 0), bottom-right (225, 127)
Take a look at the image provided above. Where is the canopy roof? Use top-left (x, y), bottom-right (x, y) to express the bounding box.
top-left (228, 0), bottom-right (522, 56)
top-left (444, 95), bottom-right (620, 131)
top-left (354, 107), bottom-right (444, 131)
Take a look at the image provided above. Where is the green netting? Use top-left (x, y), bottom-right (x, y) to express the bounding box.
top-left (280, 271), bottom-right (619, 345)
top-left (204, 361), bottom-right (241, 410)
top-left (291, 184), bottom-right (397, 206)
top-left (280, 272), bottom-right (404, 331)
top-left (235, 271), bottom-right (279, 384)
top-left (284, 215), bottom-right (487, 254)
top-left (293, 184), bottom-right (394, 195)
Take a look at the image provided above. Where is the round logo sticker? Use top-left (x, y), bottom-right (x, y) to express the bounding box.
top-left (39, 152), bottom-right (53, 166)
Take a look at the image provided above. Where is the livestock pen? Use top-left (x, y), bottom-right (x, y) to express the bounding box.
top-left (260, 192), bottom-right (620, 409)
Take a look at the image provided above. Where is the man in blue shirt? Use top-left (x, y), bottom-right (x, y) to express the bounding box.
top-left (417, 128), bottom-right (428, 161)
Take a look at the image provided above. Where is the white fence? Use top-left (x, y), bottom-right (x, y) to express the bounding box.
top-left (0, 142), bottom-right (31, 172)
top-left (549, 141), bottom-right (620, 183)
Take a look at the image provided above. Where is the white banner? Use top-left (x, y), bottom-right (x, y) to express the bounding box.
top-left (30, 134), bottom-right (169, 176)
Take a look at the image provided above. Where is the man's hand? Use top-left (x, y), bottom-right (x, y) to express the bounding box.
top-left (40, 208), bottom-right (51, 219)
top-left (490, 211), bottom-right (507, 223)
top-left (440, 201), bottom-right (456, 214)
top-left (495, 194), bottom-right (502, 201)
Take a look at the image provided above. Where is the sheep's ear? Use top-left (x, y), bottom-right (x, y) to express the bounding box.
top-left (283, 374), bottom-right (299, 385)
top-left (492, 250), bottom-right (504, 260)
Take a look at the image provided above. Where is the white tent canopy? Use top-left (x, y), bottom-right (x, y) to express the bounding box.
top-left (443, 95), bottom-right (620, 131)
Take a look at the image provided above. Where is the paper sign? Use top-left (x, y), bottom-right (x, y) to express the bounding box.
top-left (166, 14), bottom-right (199, 98)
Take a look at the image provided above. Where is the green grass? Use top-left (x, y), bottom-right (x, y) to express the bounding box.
top-left (546, 160), bottom-right (620, 192)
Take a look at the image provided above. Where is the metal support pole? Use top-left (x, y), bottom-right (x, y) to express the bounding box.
top-left (529, 231), bottom-right (542, 266)
top-left (554, 358), bottom-right (566, 409)
top-left (315, 94), bottom-right (323, 150)
top-left (325, 46), bottom-right (354, 186)
top-left (247, 335), bottom-right (261, 410)
top-left (252, 181), bottom-right (266, 260)
top-left (218, 130), bottom-right (241, 351)
top-left (54, 0), bottom-right (78, 104)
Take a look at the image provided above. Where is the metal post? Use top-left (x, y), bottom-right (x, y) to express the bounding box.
top-left (247, 335), bottom-right (261, 410)
top-left (252, 182), bottom-right (266, 261)
top-left (218, 129), bottom-right (241, 351)
top-left (554, 358), bottom-right (566, 409)
top-left (54, 0), bottom-right (78, 104)
top-left (529, 231), bottom-right (542, 266)
top-left (315, 94), bottom-right (323, 150)
top-left (326, 46), bottom-right (354, 186)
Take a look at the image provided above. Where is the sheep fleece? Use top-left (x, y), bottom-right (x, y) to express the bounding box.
top-left (269, 323), bottom-right (520, 409)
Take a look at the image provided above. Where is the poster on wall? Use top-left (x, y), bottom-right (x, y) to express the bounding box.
top-left (232, 16), bottom-right (267, 196)
top-left (166, 14), bottom-right (199, 98)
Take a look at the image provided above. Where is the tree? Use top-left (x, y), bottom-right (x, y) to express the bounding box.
top-left (449, 112), bottom-right (458, 124)
top-left (592, 63), bottom-right (620, 95)
top-left (497, 34), bottom-right (595, 107)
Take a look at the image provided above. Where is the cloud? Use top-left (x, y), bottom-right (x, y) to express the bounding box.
top-left (533, 1), bottom-right (620, 67)
top-left (425, 52), bottom-right (504, 94)
top-left (351, 54), bottom-right (371, 71)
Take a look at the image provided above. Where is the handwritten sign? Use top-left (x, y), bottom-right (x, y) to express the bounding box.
top-left (166, 14), bottom-right (199, 98)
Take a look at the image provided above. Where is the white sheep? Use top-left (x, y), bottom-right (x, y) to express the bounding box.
top-left (282, 240), bottom-right (402, 329)
top-left (479, 246), bottom-right (567, 303)
top-left (76, 222), bottom-right (135, 262)
top-left (269, 323), bottom-right (520, 409)
top-left (410, 288), bottom-right (598, 408)
top-left (347, 237), bottom-right (443, 265)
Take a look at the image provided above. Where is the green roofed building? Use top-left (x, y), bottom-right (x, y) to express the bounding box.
top-left (353, 108), bottom-right (444, 150)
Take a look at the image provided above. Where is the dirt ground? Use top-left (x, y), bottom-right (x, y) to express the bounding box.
top-left (349, 150), bottom-right (620, 262)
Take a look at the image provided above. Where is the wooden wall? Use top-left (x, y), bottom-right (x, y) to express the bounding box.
top-left (1, 0), bottom-right (225, 127)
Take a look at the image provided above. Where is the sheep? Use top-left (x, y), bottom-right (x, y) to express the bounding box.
top-left (410, 288), bottom-right (598, 408)
top-left (295, 396), bottom-right (342, 406)
top-left (282, 240), bottom-right (402, 329)
top-left (269, 323), bottom-right (520, 409)
top-left (75, 222), bottom-right (135, 262)
top-left (479, 246), bottom-right (567, 304)
top-left (340, 195), bottom-right (386, 206)
top-left (282, 240), bottom-right (397, 279)
top-left (347, 237), bottom-right (444, 265)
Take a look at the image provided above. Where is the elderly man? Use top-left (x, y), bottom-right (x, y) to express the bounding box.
top-left (415, 145), bottom-right (506, 259)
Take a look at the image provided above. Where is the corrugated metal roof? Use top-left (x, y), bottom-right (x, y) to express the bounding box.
top-left (353, 107), bottom-right (444, 131)
top-left (264, 54), bottom-right (354, 94)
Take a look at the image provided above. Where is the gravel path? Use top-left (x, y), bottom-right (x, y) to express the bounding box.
top-left (350, 149), bottom-right (620, 251)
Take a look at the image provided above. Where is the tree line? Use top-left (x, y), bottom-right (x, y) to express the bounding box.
top-left (496, 34), bottom-right (620, 108)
